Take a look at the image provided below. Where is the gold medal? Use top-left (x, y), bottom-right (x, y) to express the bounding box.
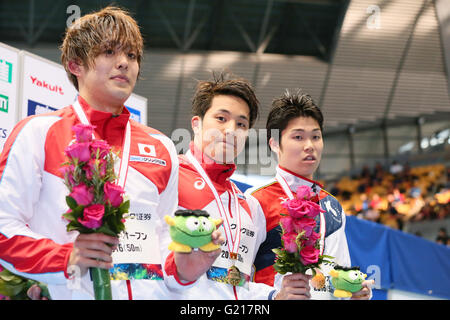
top-left (226, 265), bottom-right (241, 286)
top-left (230, 252), bottom-right (238, 260)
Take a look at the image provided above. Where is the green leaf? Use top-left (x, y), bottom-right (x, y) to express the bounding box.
top-left (66, 221), bottom-right (91, 234)
top-left (103, 205), bottom-right (113, 217)
top-left (66, 222), bottom-right (80, 233)
top-left (119, 200), bottom-right (130, 215)
top-left (0, 273), bottom-right (21, 282)
top-left (96, 224), bottom-right (117, 237)
top-left (70, 206), bottom-right (84, 219)
top-left (272, 248), bottom-right (280, 255)
top-left (0, 281), bottom-right (26, 297)
top-left (62, 212), bottom-right (76, 222)
top-left (66, 196), bottom-right (78, 210)
top-left (37, 282), bottom-right (51, 299)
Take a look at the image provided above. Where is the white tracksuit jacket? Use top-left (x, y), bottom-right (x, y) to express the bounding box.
top-left (0, 96), bottom-right (183, 300)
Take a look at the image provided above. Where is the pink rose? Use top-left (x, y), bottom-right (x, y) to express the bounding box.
top-left (65, 142), bottom-right (91, 162)
top-left (59, 165), bottom-right (76, 186)
top-left (70, 184), bottom-right (94, 206)
top-left (280, 216), bottom-right (294, 233)
top-left (78, 204), bottom-right (104, 229)
top-left (83, 164), bottom-right (93, 180)
top-left (83, 159), bottom-right (106, 180)
top-left (305, 201), bottom-right (325, 218)
top-left (296, 185), bottom-right (312, 200)
top-left (104, 181), bottom-right (124, 207)
top-left (303, 231), bottom-right (320, 247)
top-left (90, 140), bottom-right (111, 159)
top-left (292, 217), bottom-right (317, 237)
top-left (282, 198), bottom-right (310, 218)
top-left (281, 232), bottom-right (298, 253)
top-left (72, 124), bottom-right (95, 143)
top-left (299, 245), bottom-right (320, 265)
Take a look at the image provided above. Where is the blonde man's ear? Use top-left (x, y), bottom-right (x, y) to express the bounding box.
top-left (67, 59), bottom-right (83, 77)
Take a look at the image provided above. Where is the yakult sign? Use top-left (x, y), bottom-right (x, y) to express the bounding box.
top-left (20, 51), bottom-right (78, 119)
top-left (30, 76), bottom-right (65, 96)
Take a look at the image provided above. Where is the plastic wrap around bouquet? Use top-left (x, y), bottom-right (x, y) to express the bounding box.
top-left (272, 185), bottom-right (333, 277)
top-left (61, 124), bottom-right (129, 300)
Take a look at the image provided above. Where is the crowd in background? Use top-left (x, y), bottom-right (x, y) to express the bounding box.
top-left (330, 161), bottom-right (450, 245)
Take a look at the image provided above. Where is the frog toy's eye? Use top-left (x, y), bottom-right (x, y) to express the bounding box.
top-left (348, 271), bottom-right (359, 280)
top-left (185, 217), bottom-right (201, 232)
top-left (200, 217), bottom-right (213, 232)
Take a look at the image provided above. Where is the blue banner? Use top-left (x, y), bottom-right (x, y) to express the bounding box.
top-left (346, 215), bottom-right (450, 299)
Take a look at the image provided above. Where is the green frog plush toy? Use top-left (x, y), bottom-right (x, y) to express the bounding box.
top-left (330, 265), bottom-right (367, 298)
top-left (164, 209), bottom-right (222, 253)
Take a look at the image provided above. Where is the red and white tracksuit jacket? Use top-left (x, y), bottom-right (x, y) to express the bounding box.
top-left (0, 96), bottom-right (181, 300)
top-left (245, 165), bottom-right (351, 300)
top-left (164, 143), bottom-right (277, 299)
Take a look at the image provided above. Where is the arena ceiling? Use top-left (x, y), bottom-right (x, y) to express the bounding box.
top-left (0, 0), bottom-right (348, 61)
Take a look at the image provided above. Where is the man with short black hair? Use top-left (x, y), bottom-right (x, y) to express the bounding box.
top-left (246, 90), bottom-right (372, 300)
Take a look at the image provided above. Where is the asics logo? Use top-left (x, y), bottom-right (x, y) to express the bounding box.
top-left (194, 178), bottom-right (205, 190)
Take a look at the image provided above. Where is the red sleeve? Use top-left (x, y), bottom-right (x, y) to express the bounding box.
top-left (0, 233), bottom-right (73, 278)
top-left (164, 252), bottom-right (196, 286)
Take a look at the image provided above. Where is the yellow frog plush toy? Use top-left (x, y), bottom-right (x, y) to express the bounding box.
top-left (330, 265), bottom-right (367, 298)
top-left (164, 209), bottom-right (222, 253)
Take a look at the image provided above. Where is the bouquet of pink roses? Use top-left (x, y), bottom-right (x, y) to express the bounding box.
top-left (61, 124), bottom-right (129, 300)
top-left (272, 185), bottom-right (333, 276)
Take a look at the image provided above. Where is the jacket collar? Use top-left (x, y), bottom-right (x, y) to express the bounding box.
top-left (77, 95), bottom-right (130, 143)
top-left (189, 141), bottom-right (236, 185)
top-left (276, 165), bottom-right (323, 196)
top-left (77, 95), bottom-right (130, 127)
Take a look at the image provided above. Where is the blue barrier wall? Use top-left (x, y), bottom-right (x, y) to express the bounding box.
top-left (346, 216), bottom-right (450, 299)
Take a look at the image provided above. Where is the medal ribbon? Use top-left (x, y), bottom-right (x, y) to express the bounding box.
top-left (186, 150), bottom-right (241, 259)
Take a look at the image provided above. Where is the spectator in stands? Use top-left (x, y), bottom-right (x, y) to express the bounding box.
top-left (392, 188), bottom-right (406, 205)
top-left (446, 167), bottom-right (450, 189)
top-left (357, 176), bottom-right (370, 193)
top-left (360, 165), bottom-right (371, 179)
top-left (386, 201), bottom-right (403, 230)
top-left (337, 160), bottom-right (448, 233)
top-left (355, 193), bottom-right (369, 217)
top-left (372, 162), bottom-right (385, 183)
top-left (390, 160), bottom-right (403, 175)
top-left (407, 193), bottom-right (425, 221)
top-left (435, 228), bottom-right (449, 245)
top-left (414, 201), bottom-right (436, 221)
top-left (436, 204), bottom-right (449, 220)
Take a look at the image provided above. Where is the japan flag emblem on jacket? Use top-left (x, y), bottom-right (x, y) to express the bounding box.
top-left (138, 143), bottom-right (156, 157)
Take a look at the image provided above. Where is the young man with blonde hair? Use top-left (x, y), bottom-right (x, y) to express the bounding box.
top-left (0, 6), bottom-right (213, 300)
